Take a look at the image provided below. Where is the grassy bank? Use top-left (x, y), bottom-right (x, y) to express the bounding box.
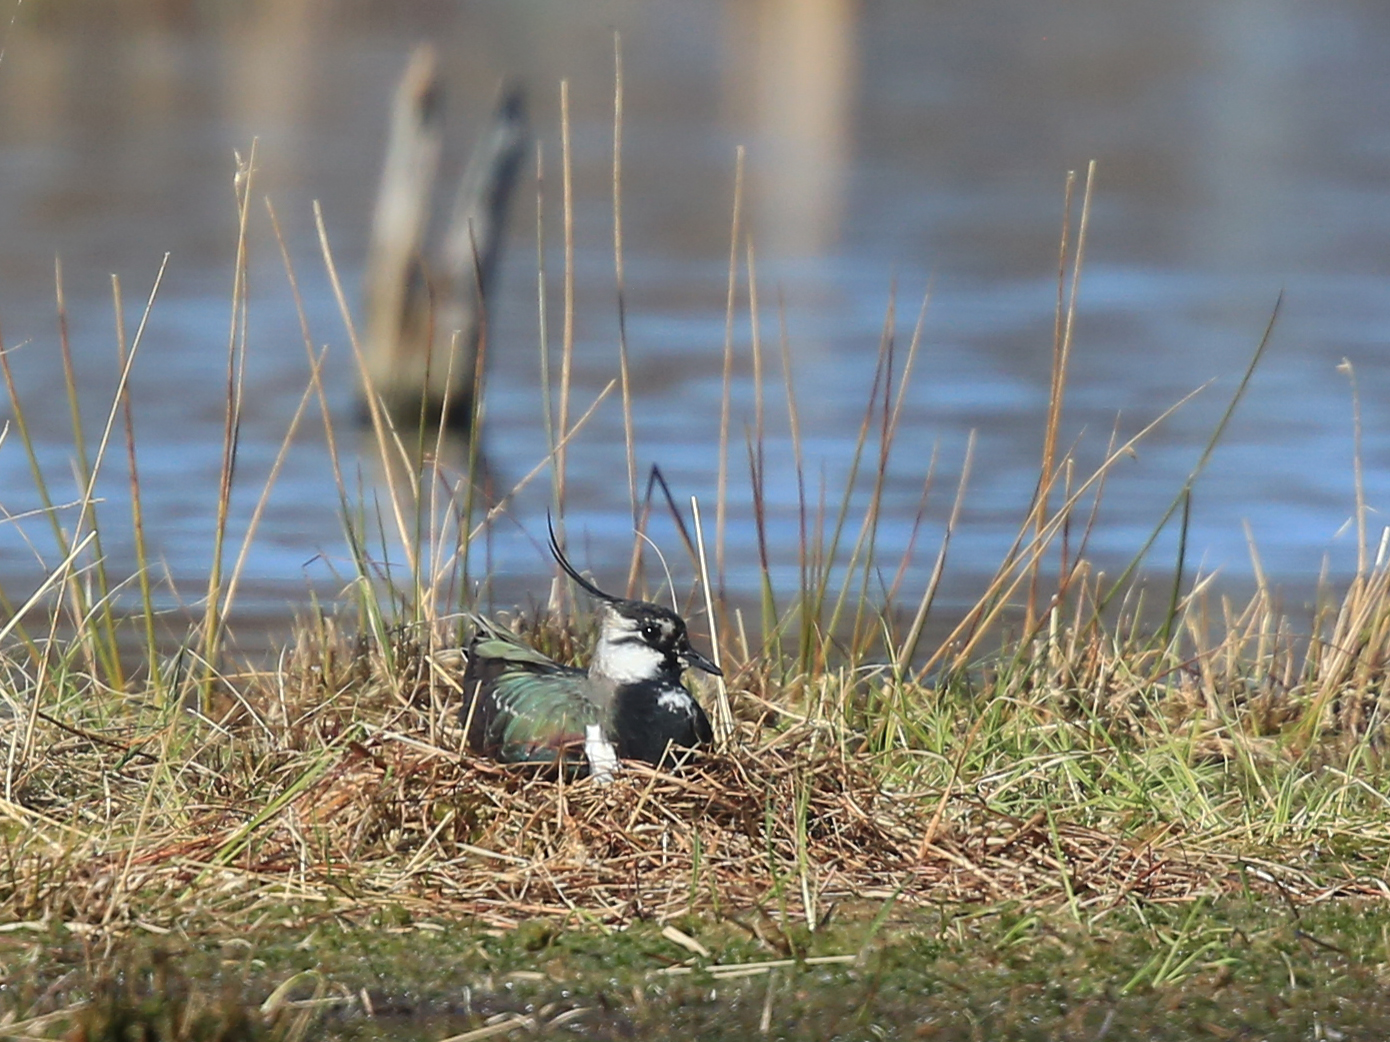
top-left (13, 899), bottom-right (1390, 1040)
top-left (0, 124), bottom-right (1389, 1040)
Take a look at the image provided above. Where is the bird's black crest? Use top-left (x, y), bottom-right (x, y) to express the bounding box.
top-left (547, 513), bottom-right (620, 604)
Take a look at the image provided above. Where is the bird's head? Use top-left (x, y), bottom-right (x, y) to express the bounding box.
top-left (548, 520), bottom-right (722, 685)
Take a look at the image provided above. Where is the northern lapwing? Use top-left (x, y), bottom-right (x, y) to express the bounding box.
top-left (459, 523), bottom-right (719, 778)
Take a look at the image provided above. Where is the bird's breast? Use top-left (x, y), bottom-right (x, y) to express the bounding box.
top-left (655, 686), bottom-right (699, 716)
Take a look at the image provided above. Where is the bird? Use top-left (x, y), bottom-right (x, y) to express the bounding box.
top-left (459, 522), bottom-right (720, 778)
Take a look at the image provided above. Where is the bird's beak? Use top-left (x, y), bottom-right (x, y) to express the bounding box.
top-left (683, 645), bottom-right (723, 677)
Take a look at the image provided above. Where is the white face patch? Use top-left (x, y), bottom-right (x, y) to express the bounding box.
top-left (590, 638), bottom-right (665, 684)
top-left (589, 610), bottom-right (668, 684)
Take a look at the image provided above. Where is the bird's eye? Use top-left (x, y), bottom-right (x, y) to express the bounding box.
top-left (641, 622), bottom-right (660, 642)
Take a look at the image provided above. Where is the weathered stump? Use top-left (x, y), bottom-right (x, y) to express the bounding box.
top-left (362, 44), bottom-right (527, 431)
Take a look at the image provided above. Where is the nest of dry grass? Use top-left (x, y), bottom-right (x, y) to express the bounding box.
top-left (48, 733), bottom-right (1228, 930)
top-left (278, 729), bottom-right (1227, 926)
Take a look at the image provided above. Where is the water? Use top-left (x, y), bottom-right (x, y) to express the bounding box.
top-left (0, 0), bottom-right (1388, 646)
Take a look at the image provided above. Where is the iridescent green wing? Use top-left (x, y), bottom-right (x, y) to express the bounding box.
top-left (461, 619), bottom-right (606, 765)
top-left (483, 667), bottom-right (604, 764)
top-left (467, 632), bottom-right (558, 671)
top-left (463, 614), bottom-right (557, 668)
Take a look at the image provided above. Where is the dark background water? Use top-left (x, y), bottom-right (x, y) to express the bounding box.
top-left (0, 0), bottom-right (1388, 647)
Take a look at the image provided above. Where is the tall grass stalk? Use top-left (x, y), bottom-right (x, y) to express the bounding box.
top-left (895, 431), bottom-right (973, 675)
top-left (1340, 357), bottom-right (1367, 576)
top-left (743, 241), bottom-right (779, 647)
top-left (715, 147), bottom-right (746, 589)
top-left (56, 260), bottom-right (121, 685)
top-left (775, 298), bottom-right (808, 675)
top-left (218, 354), bottom-right (323, 627)
top-left (0, 301), bottom-right (75, 652)
top-left (692, 495), bottom-right (734, 743)
top-left (612, 36), bottom-right (641, 595)
top-left (838, 286), bottom-right (929, 666)
top-left (201, 146), bottom-right (257, 690)
top-left (797, 297), bottom-right (908, 675)
top-left (1099, 294), bottom-right (1281, 617)
top-left (111, 273), bottom-right (158, 685)
top-left (554, 79), bottom-right (576, 530)
top-left (536, 143), bottom-right (555, 462)
top-left (314, 199), bottom-right (402, 669)
top-left (265, 199), bottom-right (348, 502)
top-left (1028, 162), bottom-right (1094, 630)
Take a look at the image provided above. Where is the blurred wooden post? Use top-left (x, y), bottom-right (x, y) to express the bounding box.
top-left (437, 85), bottom-right (527, 417)
top-left (363, 45), bottom-right (442, 423)
top-left (363, 45), bottom-right (527, 430)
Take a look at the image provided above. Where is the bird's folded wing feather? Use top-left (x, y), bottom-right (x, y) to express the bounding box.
top-left (468, 633), bottom-right (564, 671)
top-left (464, 614), bottom-right (561, 668)
top-left (484, 668), bottom-right (604, 763)
top-left (462, 620), bottom-right (606, 765)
